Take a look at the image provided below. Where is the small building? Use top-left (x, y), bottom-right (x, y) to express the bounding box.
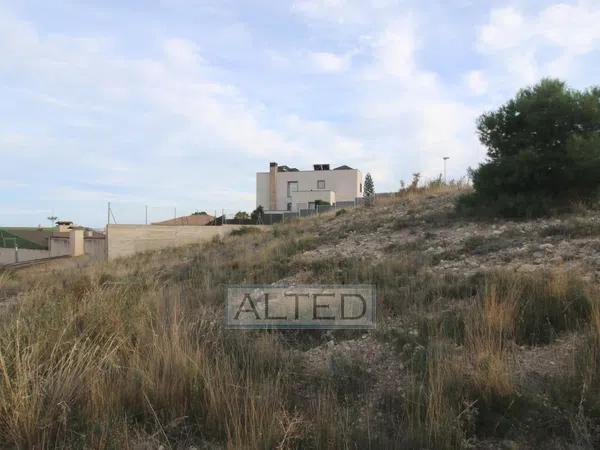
top-left (256, 162), bottom-right (363, 213)
top-left (0, 222), bottom-right (105, 265)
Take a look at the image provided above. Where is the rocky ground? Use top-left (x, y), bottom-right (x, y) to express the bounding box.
top-left (301, 190), bottom-right (600, 279)
top-left (287, 187), bottom-right (600, 448)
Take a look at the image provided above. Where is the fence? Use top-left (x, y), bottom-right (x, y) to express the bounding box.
top-left (105, 194), bottom-right (398, 228)
top-left (107, 203), bottom-right (264, 226)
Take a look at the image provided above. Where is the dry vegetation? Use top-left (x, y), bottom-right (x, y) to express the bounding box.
top-left (1, 183), bottom-right (600, 449)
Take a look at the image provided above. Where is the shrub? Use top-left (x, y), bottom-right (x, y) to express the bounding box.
top-left (459, 79), bottom-right (600, 218)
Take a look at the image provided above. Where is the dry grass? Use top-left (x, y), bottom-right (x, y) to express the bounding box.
top-left (465, 281), bottom-right (517, 400)
top-left (0, 223), bottom-right (358, 449)
top-left (403, 340), bottom-right (468, 450)
top-left (2, 189), bottom-right (600, 448)
top-left (0, 279), bottom-right (311, 449)
top-left (376, 178), bottom-right (471, 207)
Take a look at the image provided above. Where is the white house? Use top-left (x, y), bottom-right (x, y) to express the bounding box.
top-left (256, 162), bottom-right (363, 213)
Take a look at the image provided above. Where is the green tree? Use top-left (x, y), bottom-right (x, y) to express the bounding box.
top-left (459, 78), bottom-right (600, 217)
top-left (364, 173), bottom-right (375, 205)
top-left (234, 211), bottom-right (249, 220)
top-left (251, 206), bottom-right (264, 223)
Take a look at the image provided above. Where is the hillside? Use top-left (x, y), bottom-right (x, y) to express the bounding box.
top-left (1, 185), bottom-right (600, 449)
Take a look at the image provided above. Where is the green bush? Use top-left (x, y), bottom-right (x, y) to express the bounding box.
top-left (459, 79), bottom-right (600, 218)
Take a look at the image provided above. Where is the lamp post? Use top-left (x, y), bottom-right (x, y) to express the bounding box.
top-left (47, 215), bottom-right (57, 228)
top-left (443, 156), bottom-right (450, 183)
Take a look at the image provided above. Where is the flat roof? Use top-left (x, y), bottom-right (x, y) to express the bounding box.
top-left (257, 168), bottom-right (359, 174)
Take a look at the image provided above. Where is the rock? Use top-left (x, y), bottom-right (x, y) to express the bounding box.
top-left (539, 243), bottom-right (554, 250)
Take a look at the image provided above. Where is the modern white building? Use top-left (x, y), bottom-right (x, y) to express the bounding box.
top-left (256, 162), bottom-right (363, 213)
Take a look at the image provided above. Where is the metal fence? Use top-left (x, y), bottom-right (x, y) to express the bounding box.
top-left (105, 194), bottom-right (397, 227)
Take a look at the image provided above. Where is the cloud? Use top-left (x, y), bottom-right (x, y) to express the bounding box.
top-left (308, 51), bottom-right (350, 73)
top-left (3, 1), bottom-right (599, 227)
top-left (366, 17), bottom-right (418, 79)
top-left (0, 6), bottom-right (370, 226)
top-left (464, 70), bottom-right (488, 95)
top-left (478, 7), bottom-right (527, 53)
top-left (292, 0), bottom-right (402, 25)
top-left (476, 2), bottom-right (600, 89)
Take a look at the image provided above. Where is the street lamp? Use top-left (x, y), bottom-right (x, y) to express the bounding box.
top-left (443, 157), bottom-right (450, 183)
top-left (47, 215), bottom-right (57, 228)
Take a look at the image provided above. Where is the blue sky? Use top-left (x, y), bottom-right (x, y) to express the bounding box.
top-left (2, 0), bottom-right (600, 227)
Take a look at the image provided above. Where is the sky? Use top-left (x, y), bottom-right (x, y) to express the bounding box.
top-left (1, 0), bottom-right (600, 227)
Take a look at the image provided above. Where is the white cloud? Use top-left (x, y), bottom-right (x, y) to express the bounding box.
top-left (5, 1), bottom-right (599, 226)
top-left (476, 2), bottom-right (600, 89)
top-left (464, 70), bottom-right (488, 95)
top-left (353, 14), bottom-right (484, 183)
top-left (478, 7), bottom-right (527, 52)
top-left (308, 51), bottom-right (349, 73)
top-left (368, 19), bottom-right (418, 79)
top-left (479, 3), bottom-right (600, 55)
top-left (292, 0), bottom-right (400, 25)
top-left (538, 2), bottom-right (600, 55)
top-left (0, 6), bottom-right (383, 227)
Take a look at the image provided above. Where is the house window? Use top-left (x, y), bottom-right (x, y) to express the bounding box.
top-left (287, 181), bottom-right (298, 197)
top-left (360, 183), bottom-right (363, 193)
top-left (287, 203), bottom-right (292, 211)
top-left (317, 180), bottom-right (325, 189)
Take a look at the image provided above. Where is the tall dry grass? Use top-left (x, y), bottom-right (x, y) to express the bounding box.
top-left (464, 280), bottom-right (518, 400)
top-left (0, 276), bottom-right (302, 449)
top-left (0, 223), bottom-right (360, 449)
top-left (403, 339), bottom-right (468, 450)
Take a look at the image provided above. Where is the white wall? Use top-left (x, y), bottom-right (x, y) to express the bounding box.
top-left (0, 248), bottom-right (50, 265)
top-left (290, 190), bottom-right (335, 212)
top-left (256, 172), bottom-right (270, 210)
top-left (106, 224), bottom-right (266, 260)
top-left (257, 168), bottom-right (362, 211)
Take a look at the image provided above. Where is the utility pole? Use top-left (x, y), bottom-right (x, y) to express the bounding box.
top-left (443, 156), bottom-right (450, 183)
top-left (107, 202), bottom-right (111, 225)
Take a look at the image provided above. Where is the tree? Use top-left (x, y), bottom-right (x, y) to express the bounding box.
top-left (234, 211), bottom-right (249, 220)
top-left (364, 173), bottom-right (375, 205)
top-left (409, 173), bottom-right (420, 191)
top-left (459, 78), bottom-right (600, 217)
top-left (251, 206), bottom-right (264, 223)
